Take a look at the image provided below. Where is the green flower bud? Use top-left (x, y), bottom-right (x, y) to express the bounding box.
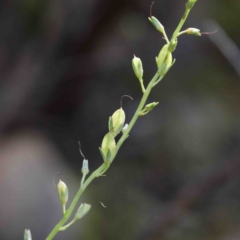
top-left (139, 102), bottom-right (159, 116)
top-left (148, 16), bottom-right (164, 34)
top-left (132, 55), bottom-right (143, 80)
top-left (74, 203), bottom-right (91, 220)
top-left (57, 180), bottom-right (68, 205)
top-left (24, 229), bottom-right (32, 240)
top-left (81, 159), bottom-right (89, 176)
top-left (100, 132), bottom-right (116, 163)
top-left (110, 108), bottom-right (125, 137)
top-left (145, 102), bottom-right (159, 111)
top-left (157, 44), bottom-right (172, 74)
top-left (186, 28), bottom-right (201, 36)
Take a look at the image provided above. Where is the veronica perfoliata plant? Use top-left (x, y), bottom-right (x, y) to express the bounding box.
top-left (24, 0), bottom-right (201, 239)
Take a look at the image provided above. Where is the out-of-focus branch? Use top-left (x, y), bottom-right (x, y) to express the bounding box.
top-left (144, 151), bottom-right (240, 240)
top-left (202, 19), bottom-right (240, 77)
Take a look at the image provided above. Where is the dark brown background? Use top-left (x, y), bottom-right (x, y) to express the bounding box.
top-left (0, 0), bottom-right (240, 239)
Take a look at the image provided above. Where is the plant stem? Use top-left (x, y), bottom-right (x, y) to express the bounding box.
top-left (116, 70), bottom-right (160, 151)
top-left (59, 219), bottom-right (76, 231)
top-left (45, 2), bottom-right (197, 239)
top-left (45, 163), bottom-right (107, 240)
top-left (139, 78), bottom-right (146, 93)
top-left (80, 174), bottom-right (86, 186)
top-left (45, 70), bottom-right (160, 240)
top-left (62, 204), bottom-right (66, 215)
top-left (162, 31), bottom-right (170, 44)
top-left (171, 3), bottom-right (195, 41)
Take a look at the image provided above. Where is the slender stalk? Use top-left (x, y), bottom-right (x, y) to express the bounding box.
top-left (45, 1), bottom-right (197, 239)
top-left (116, 70), bottom-right (160, 151)
top-left (45, 70), bottom-right (160, 240)
top-left (171, 2), bottom-right (196, 41)
top-left (62, 204), bottom-right (66, 215)
top-left (46, 163), bottom-right (106, 240)
top-left (177, 30), bottom-right (188, 37)
top-left (162, 31), bottom-right (170, 44)
top-left (59, 219), bottom-right (76, 231)
top-left (80, 174), bottom-right (86, 186)
top-left (139, 78), bottom-right (146, 93)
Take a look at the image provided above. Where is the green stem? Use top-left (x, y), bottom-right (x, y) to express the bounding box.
top-left (177, 30), bottom-right (188, 37)
top-left (162, 30), bottom-right (170, 44)
top-left (46, 70), bottom-right (159, 240)
top-left (62, 204), bottom-right (66, 215)
top-left (171, 4), bottom-right (192, 41)
top-left (45, 2), bottom-right (197, 239)
top-left (59, 219), bottom-right (76, 231)
top-left (139, 78), bottom-right (146, 93)
top-left (80, 174), bottom-right (86, 186)
top-left (45, 163), bottom-right (107, 240)
top-left (116, 70), bottom-right (160, 151)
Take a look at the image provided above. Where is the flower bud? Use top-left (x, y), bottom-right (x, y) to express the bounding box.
top-left (24, 229), bottom-right (32, 240)
top-left (157, 44), bottom-right (172, 74)
top-left (81, 159), bottom-right (89, 176)
top-left (57, 180), bottom-right (68, 205)
top-left (148, 16), bottom-right (164, 34)
top-left (139, 102), bottom-right (159, 116)
top-left (74, 203), bottom-right (91, 220)
top-left (110, 108), bottom-right (125, 137)
top-left (145, 102), bottom-right (159, 111)
top-left (132, 55), bottom-right (143, 80)
top-left (186, 28), bottom-right (201, 36)
top-left (100, 132), bottom-right (116, 163)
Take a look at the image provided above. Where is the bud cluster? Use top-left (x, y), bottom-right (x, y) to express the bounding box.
top-left (99, 95), bottom-right (132, 164)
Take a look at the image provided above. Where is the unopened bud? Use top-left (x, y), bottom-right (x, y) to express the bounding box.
top-left (74, 203), bottom-right (91, 220)
top-left (81, 159), bottom-right (89, 176)
top-left (186, 28), bottom-right (201, 36)
top-left (148, 16), bottom-right (164, 34)
top-left (139, 102), bottom-right (159, 116)
top-left (157, 44), bottom-right (172, 74)
top-left (110, 108), bottom-right (125, 137)
top-left (57, 180), bottom-right (68, 205)
top-left (100, 132), bottom-right (116, 163)
top-left (145, 102), bottom-right (159, 111)
top-left (24, 229), bottom-right (32, 240)
top-left (132, 55), bottom-right (143, 80)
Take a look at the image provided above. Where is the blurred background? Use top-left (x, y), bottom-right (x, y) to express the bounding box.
top-left (0, 0), bottom-right (240, 239)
